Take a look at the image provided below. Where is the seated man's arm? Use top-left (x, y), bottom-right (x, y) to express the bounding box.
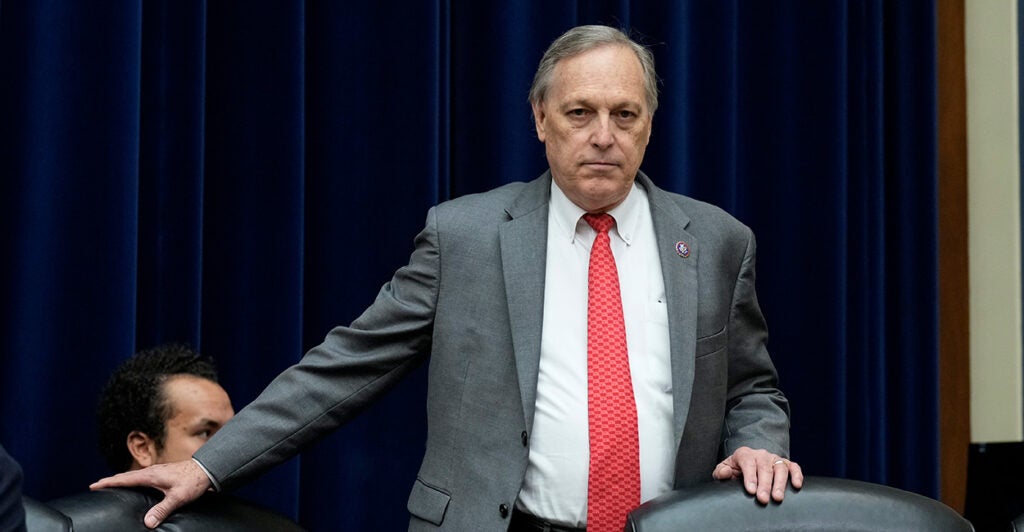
top-left (0, 444), bottom-right (26, 532)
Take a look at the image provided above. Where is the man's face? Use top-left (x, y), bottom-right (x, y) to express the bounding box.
top-left (129, 375), bottom-right (234, 469)
top-left (532, 44), bottom-right (653, 213)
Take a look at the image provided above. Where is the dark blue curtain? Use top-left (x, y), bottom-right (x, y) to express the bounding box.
top-left (0, 1), bottom-right (937, 529)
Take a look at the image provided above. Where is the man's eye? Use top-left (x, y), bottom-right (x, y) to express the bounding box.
top-left (616, 110), bottom-right (636, 119)
top-left (197, 430), bottom-right (211, 439)
top-left (568, 109), bottom-right (588, 117)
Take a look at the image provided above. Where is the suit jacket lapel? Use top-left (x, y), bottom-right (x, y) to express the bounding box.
top-left (499, 172), bottom-right (552, 431)
top-left (499, 171), bottom-right (698, 442)
top-left (637, 172), bottom-right (698, 445)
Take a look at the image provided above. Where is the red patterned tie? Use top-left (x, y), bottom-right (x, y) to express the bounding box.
top-left (583, 213), bottom-right (640, 532)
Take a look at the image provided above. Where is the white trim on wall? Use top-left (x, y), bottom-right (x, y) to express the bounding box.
top-left (966, 0), bottom-right (1024, 443)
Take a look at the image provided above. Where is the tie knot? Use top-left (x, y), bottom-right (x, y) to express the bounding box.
top-left (583, 213), bottom-right (615, 234)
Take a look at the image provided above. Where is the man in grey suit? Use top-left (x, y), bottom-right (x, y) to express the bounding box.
top-left (94, 24), bottom-right (802, 531)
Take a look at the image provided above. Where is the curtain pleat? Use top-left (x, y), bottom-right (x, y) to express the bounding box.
top-left (0, 0), bottom-right (143, 503)
top-left (136, 0), bottom-right (207, 346)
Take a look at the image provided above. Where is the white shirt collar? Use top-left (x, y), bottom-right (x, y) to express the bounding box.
top-left (549, 178), bottom-right (645, 246)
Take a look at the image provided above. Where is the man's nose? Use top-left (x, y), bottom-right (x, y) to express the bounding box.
top-left (590, 116), bottom-right (614, 149)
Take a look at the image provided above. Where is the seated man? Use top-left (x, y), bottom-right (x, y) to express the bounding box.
top-left (96, 344), bottom-right (234, 472)
top-left (47, 345), bottom-right (304, 531)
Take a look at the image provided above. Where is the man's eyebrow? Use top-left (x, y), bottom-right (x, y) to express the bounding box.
top-left (559, 96), bottom-right (642, 111)
top-left (193, 418), bottom-right (222, 429)
top-left (558, 98), bottom-right (592, 110)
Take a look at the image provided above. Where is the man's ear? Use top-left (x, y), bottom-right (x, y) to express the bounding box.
top-left (531, 101), bottom-right (547, 142)
top-left (126, 430), bottom-right (157, 469)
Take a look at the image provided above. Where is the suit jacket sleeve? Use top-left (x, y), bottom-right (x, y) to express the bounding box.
top-left (193, 207), bottom-right (443, 490)
top-left (721, 230), bottom-right (790, 458)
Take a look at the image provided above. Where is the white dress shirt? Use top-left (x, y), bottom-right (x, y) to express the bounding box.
top-left (516, 180), bottom-right (674, 526)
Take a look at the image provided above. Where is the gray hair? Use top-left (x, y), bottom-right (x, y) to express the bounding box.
top-left (529, 25), bottom-right (659, 114)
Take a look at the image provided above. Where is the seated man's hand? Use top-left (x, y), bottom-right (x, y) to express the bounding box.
top-left (90, 459), bottom-right (211, 529)
top-left (712, 446), bottom-right (803, 504)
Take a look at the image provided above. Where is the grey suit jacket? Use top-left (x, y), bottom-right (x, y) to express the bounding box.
top-left (194, 170), bottom-right (791, 531)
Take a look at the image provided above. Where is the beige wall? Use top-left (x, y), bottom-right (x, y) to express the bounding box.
top-left (966, 0), bottom-right (1024, 442)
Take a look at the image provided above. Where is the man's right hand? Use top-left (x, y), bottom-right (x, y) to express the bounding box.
top-left (90, 459), bottom-right (211, 529)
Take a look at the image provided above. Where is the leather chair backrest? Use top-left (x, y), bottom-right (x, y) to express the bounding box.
top-left (47, 488), bottom-right (306, 532)
top-left (625, 476), bottom-right (974, 532)
top-left (1012, 512), bottom-right (1024, 532)
top-left (23, 496), bottom-right (71, 532)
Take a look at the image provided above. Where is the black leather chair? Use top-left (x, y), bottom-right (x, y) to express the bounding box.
top-left (1011, 511), bottom-right (1024, 532)
top-left (23, 496), bottom-right (72, 532)
top-left (626, 476), bottom-right (973, 531)
top-left (42, 488), bottom-right (306, 532)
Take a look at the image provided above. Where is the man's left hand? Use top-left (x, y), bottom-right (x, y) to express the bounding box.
top-left (712, 446), bottom-right (803, 504)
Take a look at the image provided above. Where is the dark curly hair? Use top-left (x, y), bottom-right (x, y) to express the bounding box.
top-left (96, 344), bottom-right (219, 472)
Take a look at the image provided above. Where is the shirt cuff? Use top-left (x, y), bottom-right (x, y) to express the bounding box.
top-left (191, 457), bottom-right (221, 492)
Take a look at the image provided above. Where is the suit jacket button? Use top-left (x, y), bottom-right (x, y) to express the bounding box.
top-left (521, 431), bottom-right (529, 447)
top-left (499, 503), bottom-right (510, 518)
